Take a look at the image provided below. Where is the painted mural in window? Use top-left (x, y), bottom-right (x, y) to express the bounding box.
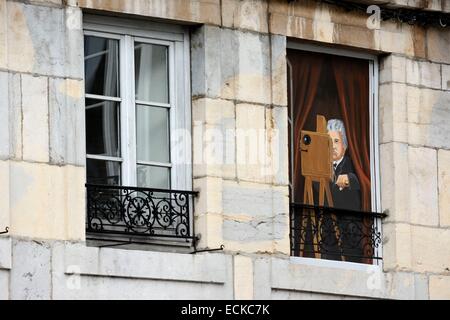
top-left (288, 49), bottom-right (379, 264)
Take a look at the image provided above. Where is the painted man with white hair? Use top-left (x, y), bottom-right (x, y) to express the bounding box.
top-left (312, 119), bottom-right (363, 263)
top-left (325, 119), bottom-right (361, 211)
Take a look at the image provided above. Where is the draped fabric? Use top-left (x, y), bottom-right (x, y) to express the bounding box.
top-left (288, 49), bottom-right (371, 212)
top-left (332, 57), bottom-right (371, 212)
top-left (103, 41), bottom-right (119, 183)
top-left (84, 37), bottom-right (120, 185)
top-left (288, 50), bottom-right (325, 204)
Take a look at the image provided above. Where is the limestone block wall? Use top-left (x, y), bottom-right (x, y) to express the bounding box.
top-left (0, 237), bottom-right (432, 300)
top-left (190, 25), bottom-right (290, 255)
top-left (0, 238), bottom-right (234, 300)
top-left (0, 0), bottom-right (85, 241)
top-left (0, 0), bottom-right (449, 299)
top-left (379, 55), bottom-right (450, 299)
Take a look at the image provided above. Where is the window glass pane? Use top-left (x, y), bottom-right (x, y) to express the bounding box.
top-left (84, 36), bottom-right (119, 97)
top-left (134, 43), bottom-right (169, 103)
top-left (87, 159), bottom-right (121, 185)
top-left (137, 165), bottom-right (170, 189)
top-left (85, 99), bottom-right (120, 157)
top-left (136, 105), bottom-right (170, 163)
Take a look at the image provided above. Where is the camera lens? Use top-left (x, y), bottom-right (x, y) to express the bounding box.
top-left (303, 135), bottom-right (311, 145)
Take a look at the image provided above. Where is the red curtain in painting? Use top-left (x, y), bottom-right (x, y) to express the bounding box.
top-left (289, 51), bottom-right (324, 204)
top-left (332, 57), bottom-right (371, 212)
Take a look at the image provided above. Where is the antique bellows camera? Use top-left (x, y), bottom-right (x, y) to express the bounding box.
top-left (300, 115), bottom-right (333, 182)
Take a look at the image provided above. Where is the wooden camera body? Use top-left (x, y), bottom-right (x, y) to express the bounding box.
top-left (299, 115), bottom-right (342, 261)
top-left (300, 115), bottom-right (333, 181)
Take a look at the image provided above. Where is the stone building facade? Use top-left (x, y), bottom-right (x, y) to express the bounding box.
top-left (0, 0), bottom-right (449, 299)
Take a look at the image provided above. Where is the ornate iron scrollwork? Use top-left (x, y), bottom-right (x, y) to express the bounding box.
top-left (86, 184), bottom-right (198, 242)
top-left (290, 203), bottom-right (386, 264)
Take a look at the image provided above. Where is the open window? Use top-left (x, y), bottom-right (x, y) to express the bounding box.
top-left (287, 43), bottom-right (384, 265)
top-left (83, 15), bottom-right (195, 247)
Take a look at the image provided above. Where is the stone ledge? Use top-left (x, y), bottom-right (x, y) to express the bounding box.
top-left (269, 257), bottom-right (428, 299)
top-left (54, 241), bottom-right (232, 284)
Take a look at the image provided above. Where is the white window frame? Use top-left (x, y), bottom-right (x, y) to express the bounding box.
top-left (83, 14), bottom-right (192, 192)
top-left (286, 42), bottom-right (382, 268)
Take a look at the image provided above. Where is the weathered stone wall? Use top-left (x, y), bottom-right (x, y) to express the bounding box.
top-left (377, 49), bottom-right (450, 300)
top-left (0, 0), bottom-right (85, 241)
top-left (0, 238), bottom-right (234, 299)
top-left (331, 0), bottom-right (450, 12)
top-left (190, 24), bottom-right (290, 256)
top-left (0, 0), bottom-right (449, 299)
top-left (0, 238), bottom-right (431, 299)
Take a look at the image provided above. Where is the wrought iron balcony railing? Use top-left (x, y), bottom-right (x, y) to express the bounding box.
top-left (290, 203), bottom-right (386, 264)
top-left (86, 184), bottom-right (198, 244)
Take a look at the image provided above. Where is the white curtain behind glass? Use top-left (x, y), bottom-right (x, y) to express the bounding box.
top-left (135, 43), bottom-right (168, 103)
top-left (103, 40), bottom-right (119, 181)
top-left (135, 44), bottom-right (170, 164)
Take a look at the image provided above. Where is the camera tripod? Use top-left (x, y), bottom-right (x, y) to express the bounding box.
top-left (299, 116), bottom-right (345, 261)
top-left (301, 175), bottom-right (345, 261)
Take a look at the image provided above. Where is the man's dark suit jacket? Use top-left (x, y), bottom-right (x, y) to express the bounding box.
top-left (329, 154), bottom-right (361, 211)
top-left (311, 154), bottom-right (363, 262)
top-left (312, 154), bottom-right (361, 211)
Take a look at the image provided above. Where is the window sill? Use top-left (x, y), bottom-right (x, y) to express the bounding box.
top-left (86, 232), bottom-right (194, 254)
top-left (289, 256), bottom-right (382, 272)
